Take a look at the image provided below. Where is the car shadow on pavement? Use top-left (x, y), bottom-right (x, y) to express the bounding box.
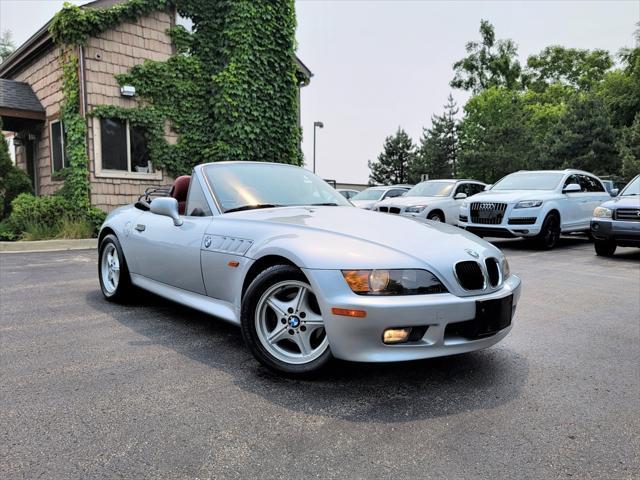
top-left (489, 235), bottom-right (590, 251)
top-left (86, 289), bottom-right (529, 423)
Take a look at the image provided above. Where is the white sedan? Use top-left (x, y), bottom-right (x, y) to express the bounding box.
top-left (374, 179), bottom-right (487, 224)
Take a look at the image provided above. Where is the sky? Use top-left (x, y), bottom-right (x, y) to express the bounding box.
top-left (1, 0), bottom-right (638, 184)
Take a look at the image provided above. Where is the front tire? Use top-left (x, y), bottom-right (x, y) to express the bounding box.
top-left (594, 239), bottom-right (617, 257)
top-left (241, 265), bottom-right (332, 376)
top-left (98, 234), bottom-right (132, 302)
top-left (427, 211), bottom-right (444, 222)
top-left (534, 213), bottom-right (560, 250)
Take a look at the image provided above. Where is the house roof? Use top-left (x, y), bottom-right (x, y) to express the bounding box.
top-left (0, 0), bottom-right (313, 82)
top-left (0, 79), bottom-right (46, 131)
top-left (0, 79), bottom-right (45, 115)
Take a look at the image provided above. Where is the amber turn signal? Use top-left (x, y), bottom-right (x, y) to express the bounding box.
top-left (331, 307), bottom-right (367, 318)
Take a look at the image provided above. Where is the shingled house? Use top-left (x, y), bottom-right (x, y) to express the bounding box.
top-left (0, 0), bottom-right (311, 212)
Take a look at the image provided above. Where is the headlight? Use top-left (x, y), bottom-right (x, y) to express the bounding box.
top-left (502, 258), bottom-right (511, 279)
top-left (404, 205), bottom-right (427, 214)
top-left (342, 269), bottom-right (447, 295)
top-left (515, 200), bottom-right (543, 209)
top-left (593, 206), bottom-right (612, 218)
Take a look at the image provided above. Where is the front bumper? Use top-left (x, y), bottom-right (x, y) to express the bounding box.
top-left (303, 269), bottom-right (522, 362)
top-left (591, 218), bottom-right (640, 246)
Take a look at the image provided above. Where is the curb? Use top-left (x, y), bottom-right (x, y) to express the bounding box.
top-left (0, 238), bottom-right (98, 254)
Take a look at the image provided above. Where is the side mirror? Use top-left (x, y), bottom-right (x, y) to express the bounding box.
top-left (563, 183), bottom-right (581, 193)
top-left (610, 188), bottom-right (619, 197)
top-left (454, 192), bottom-right (468, 200)
top-left (150, 197), bottom-right (183, 226)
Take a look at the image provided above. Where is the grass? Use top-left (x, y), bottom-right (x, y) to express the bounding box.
top-left (20, 217), bottom-right (94, 241)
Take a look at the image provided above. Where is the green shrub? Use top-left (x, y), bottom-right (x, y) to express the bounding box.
top-left (21, 221), bottom-right (61, 241)
top-left (0, 219), bottom-right (18, 241)
top-left (56, 216), bottom-right (94, 239)
top-left (0, 128), bottom-right (33, 218)
top-left (9, 193), bottom-right (69, 233)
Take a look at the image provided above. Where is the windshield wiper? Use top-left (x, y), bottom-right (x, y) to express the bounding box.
top-left (224, 203), bottom-right (281, 213)
top-left (309, 202), bottom-right (340, 206)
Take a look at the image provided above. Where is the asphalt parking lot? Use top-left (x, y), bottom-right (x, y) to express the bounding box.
top-left (1, 238), bottom-right (639, 479)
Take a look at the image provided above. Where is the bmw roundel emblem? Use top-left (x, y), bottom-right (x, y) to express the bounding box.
top-left (204, 236), bottom-right (212, 248)
top-left (465, 248), bottom-right (480, 259)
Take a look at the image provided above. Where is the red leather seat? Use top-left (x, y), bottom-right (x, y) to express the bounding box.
top-left (169, 175), bottom-right (190, 215)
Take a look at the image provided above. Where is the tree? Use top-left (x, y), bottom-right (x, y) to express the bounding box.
top-left (545, 95), bottom-right (620, 176)
top-left (524, 46), bottom-right (613, 92)
top-left (617, 113), bottom-right (640, 180)
top-left (0, 30), bottom-right (15, 63)
top-left (450, 20), bottom-right (522, 93)
top-left (411, 94), bottom-right (459, 181)
top-left (368, 128), bottom-right (415, 185)
top-left (457, 87), bottom-right (533, 183)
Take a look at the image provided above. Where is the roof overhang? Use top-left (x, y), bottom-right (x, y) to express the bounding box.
top-left (0, 79), bottom-right (46, 131)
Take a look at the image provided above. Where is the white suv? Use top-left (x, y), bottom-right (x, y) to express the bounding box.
top-left (374, 179), bottom-right (486, 224)
top-left (458, 169), bottom-right (611, 249)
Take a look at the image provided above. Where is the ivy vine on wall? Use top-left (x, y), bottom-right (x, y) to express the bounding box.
top-left (50, 0), bottom-right (304, 181)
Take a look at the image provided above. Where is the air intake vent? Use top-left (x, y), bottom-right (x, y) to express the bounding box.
top-left (378, 206), bottom-right (389, 213)
top-left (485, 258), bottom-right (500, 287)
top-left (455, 261), bottom-right (485, 290)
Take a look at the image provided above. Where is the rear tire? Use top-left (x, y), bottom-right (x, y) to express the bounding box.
top-left (98, 234), bottom-right (132, 302)
top-left (241, 265), bottom-right (332, 376)
top-left (594, 239), bottom-right (617, 257)
top-left (534, 213), bottom-right (560, 250)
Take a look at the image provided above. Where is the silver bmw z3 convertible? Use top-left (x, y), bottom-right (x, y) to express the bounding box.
top-left (98, 162), bottom-right (521, 375)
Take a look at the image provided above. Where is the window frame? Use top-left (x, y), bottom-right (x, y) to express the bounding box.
top-left (93, 117), bottom-right (162, 180)
top-left (50, 119), bottom-right (68, 173)
top-left (185, 175), bottom-right (213, 217)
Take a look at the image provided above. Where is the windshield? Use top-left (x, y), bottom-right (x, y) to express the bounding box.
top-left (352, 188), bottom-right (385, 201)
top-left (492, 172), bottom-right (564, 191)
top-left (621, 176), bottom-right (640, 196)
top-left (406, 181), bottom-right (455, 197)
top-left (203, 163), bottom-right (351, 212)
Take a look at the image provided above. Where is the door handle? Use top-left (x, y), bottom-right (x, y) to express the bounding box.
top-left (135, 224), bottom-right (146, 232)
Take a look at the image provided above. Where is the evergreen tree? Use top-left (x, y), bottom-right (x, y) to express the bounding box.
top-left (411, 94), bottom-right (459, 182)
top-left (0, 123), bottom-right (32, 218)
top-left (546, 95), bottom-right (620, 176)
top-left (368, 128), bottom-right (415, 185)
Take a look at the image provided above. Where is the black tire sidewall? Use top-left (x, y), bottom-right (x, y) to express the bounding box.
top-left (240, 265), bottom-right (332, 376)
top-left (536, 213), bottom-right (560, 249)
top-left (98, 234), bottom-right (131, 301)
top-left (594, 240), bottom-right (617, 256)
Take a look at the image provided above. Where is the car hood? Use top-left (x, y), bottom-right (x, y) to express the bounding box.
top-left (350, 199), bottom-right (378, 209)
top-left (468, 190), bottom-right (556, 203)
top-left (376, 195), bottom-right (447, 207)
top-left (219, 206), bottom-right (501, 272)
top-left (600, 196), bottom-right (640, 209)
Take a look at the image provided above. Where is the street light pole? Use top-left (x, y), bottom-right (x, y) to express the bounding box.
top-left (313, 121), bottom-right (324, 174)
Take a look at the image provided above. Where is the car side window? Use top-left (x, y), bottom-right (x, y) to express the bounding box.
top-left (185, 177), bottom-right (213, 216)
top-left (385, 189), bottom-right (405, 198)
top-left (469, 183), bottom-right (485, 196)
top-left (454, 183), bottom-right (469, 196)
top-left (579, 175), bottom-right (605, 192)
top-left (563, 175), bottom-right (581, 191)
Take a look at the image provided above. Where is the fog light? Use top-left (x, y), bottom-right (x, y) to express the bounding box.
top-left (383, 327), bottom-right (411, 344)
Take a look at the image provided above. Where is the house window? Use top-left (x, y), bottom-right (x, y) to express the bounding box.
top-left (99, 118), bottom-right (152, 174)
top-left (50, 120), bottom-right (68, 172)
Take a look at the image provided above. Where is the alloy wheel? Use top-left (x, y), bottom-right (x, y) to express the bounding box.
top-left (255, 280), bottom-right (328, 365)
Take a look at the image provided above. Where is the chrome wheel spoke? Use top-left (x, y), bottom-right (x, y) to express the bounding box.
top-left (266, 298), bottom-right (289, 318)
top-left (267, 324), bottom-right (290, 344)
top-left (293, 286), bottom-right (307, 312)
top-left (293, 330), bottom-right (312, 356)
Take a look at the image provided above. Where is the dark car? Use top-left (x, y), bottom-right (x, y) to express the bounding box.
top-left (591, 174), bottom-right (640, 256)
